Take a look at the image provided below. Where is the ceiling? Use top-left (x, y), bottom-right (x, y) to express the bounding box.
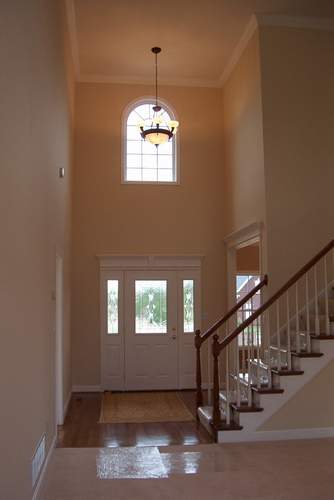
top-left (69, 0), bottom-right (334, 87)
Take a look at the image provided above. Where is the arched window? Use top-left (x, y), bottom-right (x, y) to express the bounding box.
top-left (123, 98), bottom-right (178, 183)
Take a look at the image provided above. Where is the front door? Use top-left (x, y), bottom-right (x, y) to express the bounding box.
top-left (100, 261), bottom-right (201, 391)
top-left (125, 271), bottom-right (178, 390)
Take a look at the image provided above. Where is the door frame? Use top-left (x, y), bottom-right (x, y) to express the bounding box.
top-left (224, 222), bottom-right (265, 310)
top-left (55, 254), bottom-right (64, 426)
top-left (98, 255), bottom-right (202, 391)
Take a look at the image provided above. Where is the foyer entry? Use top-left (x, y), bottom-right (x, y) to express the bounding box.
top-left (99, 256), bottom-right (201, 392)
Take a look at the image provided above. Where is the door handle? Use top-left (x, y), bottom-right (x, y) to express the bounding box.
top-left (171, 335), bottom-right (177, 340)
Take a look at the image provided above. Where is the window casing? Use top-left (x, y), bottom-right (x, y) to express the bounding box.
top-left (123, 98), bottom-right (178, 184)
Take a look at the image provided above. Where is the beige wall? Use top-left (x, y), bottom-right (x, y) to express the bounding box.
top-left (259, 25), bottom-right (334, 293)
top-left (72, 83), bottom-right (225, 386)
top-left (260, 360), bottom-right (334, 431)
top-left (222, 31), bottom-right (266, 238)
top-left (236, 244), bottom-right (260, 273)
top-left (0, 1), bottom-right (73, 498)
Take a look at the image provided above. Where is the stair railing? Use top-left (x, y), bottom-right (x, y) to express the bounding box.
top-left (211, 239), bottom-right (334, 429)
top-left (195, 274), bottom-right (268, 409)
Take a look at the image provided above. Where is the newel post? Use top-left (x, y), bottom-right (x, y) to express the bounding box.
top-left (195, 329), bottom-right (203, 409)
top-left (212, 334), bottom-right (221, 429)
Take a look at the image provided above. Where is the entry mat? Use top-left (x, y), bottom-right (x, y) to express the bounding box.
top-left (99, 391), bottom-right (195, 424)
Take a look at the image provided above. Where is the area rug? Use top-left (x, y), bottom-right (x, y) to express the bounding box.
top-left (99, 391), bottom-right (195, 424)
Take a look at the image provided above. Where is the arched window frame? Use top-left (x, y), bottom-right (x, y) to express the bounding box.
top-left (122, 96), bottom-right (179, 184)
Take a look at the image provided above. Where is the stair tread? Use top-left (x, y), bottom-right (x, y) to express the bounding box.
top-left (213, 420), bottom-right (243, 431)
top-left (197, 406), bottom-right (243, 431)
top-left (291, 351), bottom-right (323, 358)
top-left (230, 403), bottom-right (263, 413)
top-left (271, 368), bottom-right (304, 376)
top-left (252, 386), bottom-right (284, 394)
top-left (311, 334), bottom-right (334, 340)
top-left (219, 391), bottom-right (263, 412)
top-left (230, 373), bottom-right (269, 388)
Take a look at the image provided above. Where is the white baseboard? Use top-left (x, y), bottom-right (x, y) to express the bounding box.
top-left (218, 426), bottom-right (334, 443)
top-left (72, 385), bottom-right (102, 392)
top-left (32, 434), bottom-right (56, 500)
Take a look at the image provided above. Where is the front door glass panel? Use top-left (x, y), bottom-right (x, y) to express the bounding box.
top-left (135, 280), bottom-right (167, 334)
top-left (183, 279), bottom-right (194, 333)
top-left (107, 280), bottom-right (119, 334)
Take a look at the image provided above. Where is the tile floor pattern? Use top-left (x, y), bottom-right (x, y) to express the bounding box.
top-left (40, 439), bottom-right (334, 499)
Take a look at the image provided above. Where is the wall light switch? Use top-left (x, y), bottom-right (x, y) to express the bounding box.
top-left (59, 167), bottom-right (65, 178)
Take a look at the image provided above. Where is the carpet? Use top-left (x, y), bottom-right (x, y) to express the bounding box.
top-left (99, 391), bottom-right (195, 424)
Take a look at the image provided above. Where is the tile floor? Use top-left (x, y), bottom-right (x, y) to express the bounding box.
top-left (40, 439), bottom-right (334, 499)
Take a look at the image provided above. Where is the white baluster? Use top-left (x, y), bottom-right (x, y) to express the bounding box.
top-left (305, 272), bottom-right (311, 352)
top-left (226, 344), bottom-right (230, 424)
top-left (266, 309), bottom-right (272, 387)
top-left (324, 255), bottom-right (330, 336)
top-left (256, 314), bottom-right (261, 389)
top-left (314, 265), bottom-right (320, 336)
top-left (276, 301), bottom-right (281, 370)
top-left (241, 305), bottom-right (246, 381)
top-left (207, 337), bottom-right (212, 405)
top-left (247, 321), bottom-right (252, 405)
top-left (217, 326), bottom-right (223, 409)
top-left (295, 281), bottom-right (301, 353)
top-left (286, 291), bottom-right (292, 370)
top-left (235, 324), bottom-right (241, 407)
top-left (250, 296), bottom-right (255, 378)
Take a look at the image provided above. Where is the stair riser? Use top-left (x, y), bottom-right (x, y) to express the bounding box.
top-left (272, 372), bottom-right (281, 388)
top-left (292, 356), bottom-right (301, 371)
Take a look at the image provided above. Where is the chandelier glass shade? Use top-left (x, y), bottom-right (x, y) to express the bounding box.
top-left (137, 47), bottom-right (179, 146)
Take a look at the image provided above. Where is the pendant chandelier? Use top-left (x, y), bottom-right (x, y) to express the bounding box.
top-left (138, 47), bottom-right (179, 146)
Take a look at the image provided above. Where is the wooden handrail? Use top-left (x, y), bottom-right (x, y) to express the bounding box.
top-left (198, 274), bottom-right (268, 345)
top-left (215, 239), bottom-right (334, 356)
top-left (194, 273), bottom-right (268, 409)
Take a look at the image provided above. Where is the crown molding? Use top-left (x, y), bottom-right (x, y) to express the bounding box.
top-left (78, 73), bottom-right (222, 88)
top-left (218, 14), bottom-right (334, 88)
top-left (256, 14), bottom-right (334, 32)
top-left (65, 0), bottom-right (80, 78)
top-left (219, 14), bottom-right (258, 87)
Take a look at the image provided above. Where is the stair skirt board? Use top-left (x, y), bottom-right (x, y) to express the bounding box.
top-left (199, 339), bottom-right (334, 443)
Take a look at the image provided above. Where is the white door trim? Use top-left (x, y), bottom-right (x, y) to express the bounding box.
top-left (97, 254), bottom-right (203, 270)
top-left (99, 255), bottom-right (202, 391)
top-left (55, 255), bottom-right (64, 426)
top-left (224, 222), bottom-right (264, 309)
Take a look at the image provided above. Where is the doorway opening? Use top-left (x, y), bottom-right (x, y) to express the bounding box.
top-left (235, 242), bottom-right (262, 353)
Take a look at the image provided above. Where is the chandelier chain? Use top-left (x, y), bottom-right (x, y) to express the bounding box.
top-left (138, 47), bottom-right (179, 146)
top-left (155, 50), bottom-right (158, 107)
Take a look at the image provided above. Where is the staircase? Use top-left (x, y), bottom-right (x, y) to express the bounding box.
top-left (195, 240), bottom-right (334, 442)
